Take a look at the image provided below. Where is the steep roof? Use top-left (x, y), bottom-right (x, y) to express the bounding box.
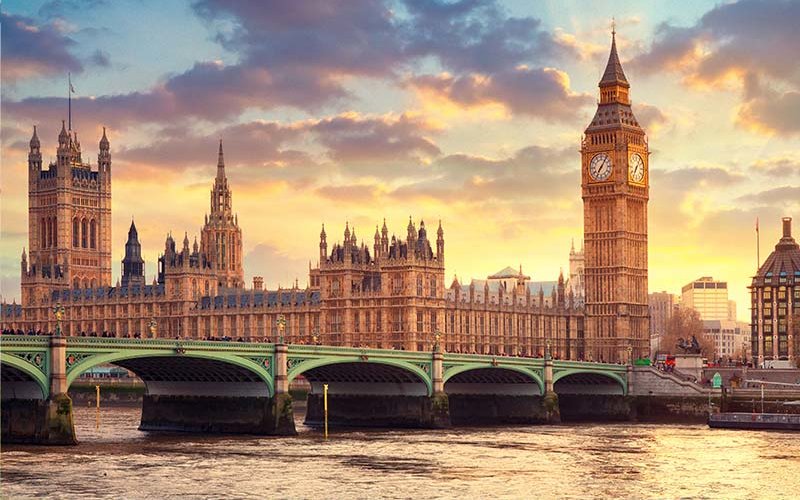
top-left (599, 32), bottom-right (629, 87)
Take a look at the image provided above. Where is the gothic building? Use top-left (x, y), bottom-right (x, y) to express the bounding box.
top-left (3, 31), bottom-right (645, 362)
top-left (21, 122), bottom-right (112, 306)
top-left (751, 217), bottom-right (800, 366)
top-left (581, 29), bottom-right (650, 361)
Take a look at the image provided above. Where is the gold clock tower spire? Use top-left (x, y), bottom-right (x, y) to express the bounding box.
top-left (581, 28), bottom-right (650, 363)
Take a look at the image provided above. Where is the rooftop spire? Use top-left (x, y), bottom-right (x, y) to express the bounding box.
top-left (217, 139), bottom-right (225, 178)
top-left (600, 25), bottom-right (628, 88)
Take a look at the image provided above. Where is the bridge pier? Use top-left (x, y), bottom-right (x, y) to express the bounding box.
top-left (2, 336), bottom-right (77, 445)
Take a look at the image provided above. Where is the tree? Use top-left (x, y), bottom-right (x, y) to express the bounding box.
top-left (660, 307), bottom-right (712, 356)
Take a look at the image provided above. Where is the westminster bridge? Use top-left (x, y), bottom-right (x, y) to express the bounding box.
top-left (1, 335), bottom-right (706, 444)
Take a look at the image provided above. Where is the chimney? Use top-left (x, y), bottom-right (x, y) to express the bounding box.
top-left (783, 217), bottom-right (792, 238)
top-left (253, 276), bottom-right (263, 291)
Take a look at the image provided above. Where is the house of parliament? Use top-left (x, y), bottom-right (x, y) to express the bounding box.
top-left (2, 33), bottom-right (649, 362)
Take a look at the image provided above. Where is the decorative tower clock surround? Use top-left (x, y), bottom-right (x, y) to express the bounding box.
top-left (581, 28), bottom-right (650, 362)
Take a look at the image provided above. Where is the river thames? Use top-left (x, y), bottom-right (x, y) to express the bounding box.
top-left (2, 406), bottom-right (798, 499)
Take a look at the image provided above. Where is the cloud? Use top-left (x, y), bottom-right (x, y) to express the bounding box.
top-left (389, 144), bottom-right (576, 203)
top-left (402, 0), bottom-right (578, 74)
top-left (408, 68), bottom-right (592, 121)
top-left (0, 12), bottom-right (84, 83)
top-left (635, 103), bottom-right (670, 133)
top-left (737, 186), bottom-right (800, 206)
top-left (629, 0), bottom-right (800, 135)
top-left (736, 79), bottom-right (800, 136)
top-left (751, 158), bottom-right (800, 178)
top-left (653, 166), bottom-right (745, 193)
top-left (311, 113), bottom-right (440, 163)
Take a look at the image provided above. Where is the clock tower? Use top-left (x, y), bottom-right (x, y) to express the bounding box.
top-left (581, 29), bottom-right (650, 363)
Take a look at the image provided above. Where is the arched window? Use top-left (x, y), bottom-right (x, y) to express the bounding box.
top-left (73, 277), bottom-right (80, 289)
top-left (82, 278), bottom-right (89, 289)
top-left (41, 218), bottom-right (47, 248)
top-left (52, 216), bottom-right (57, 248)
top-left (90, 219), bottom-right (97, 249)
top-left (73, 218), bottom-right (79, 247)
top-left (90, 278), bottom-right (96, 288)
top-left (81, 218), bottom-right (88, 248)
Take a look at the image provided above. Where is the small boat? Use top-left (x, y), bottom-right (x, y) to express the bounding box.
top-left (708, 412), bottom-right (800, 431)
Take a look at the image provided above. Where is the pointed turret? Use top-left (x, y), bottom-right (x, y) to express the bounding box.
top-left (29, 126), bottom-right (40, 150)
top-left (600, 28), bottom-right (629, 88)
top-left (58, 120), bottom-right (69, 146)
top-left (122, 219), bottom-right (145, 288)
top-left (100, 126), bottom-right (109, 151)
top-left (436, 220), bottom-right (444, 261)
top-left (319, 224), bottom-right (328, 262)
top-left (217, 139), bottom-right (225, 179)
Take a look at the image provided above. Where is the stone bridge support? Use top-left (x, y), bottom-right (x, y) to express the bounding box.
top-left (2, 336), bottom-right (77, 445)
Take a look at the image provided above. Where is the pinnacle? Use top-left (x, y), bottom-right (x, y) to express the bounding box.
top-left (600, 31), bottom-right (628, 87)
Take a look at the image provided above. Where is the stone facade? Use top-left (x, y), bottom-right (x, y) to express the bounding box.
top-left (21, 122), bottom-right (112, 307)
top-left (3, 33), bottom-right (645, 362)
top-left (581, 30), bottom-right (650, 362)
top-left (751, 217), bottom-right (800, 366)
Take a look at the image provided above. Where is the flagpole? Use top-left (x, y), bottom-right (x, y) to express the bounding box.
top-left (68, 73), bottom-right (72, 131)
top-left (756, 217), bottom-right (760, 272)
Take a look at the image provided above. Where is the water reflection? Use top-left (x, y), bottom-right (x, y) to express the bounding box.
top-left (2, 406), bottom-right (799, 499)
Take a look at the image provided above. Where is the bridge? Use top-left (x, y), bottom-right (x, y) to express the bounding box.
top-left (1, 335), bottom-right (634, 444)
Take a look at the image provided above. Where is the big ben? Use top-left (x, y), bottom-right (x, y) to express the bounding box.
top-left (582, 28), bottom-right (649, 363)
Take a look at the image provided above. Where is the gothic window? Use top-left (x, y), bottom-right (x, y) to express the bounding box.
top-left (90, 219), bottom-right (97, 249)
top-left (90, 278), bottom-right (96, 288)
top-left (353, 312), bottom-right (360, 333)
top-left (430, 311), bottom-right (437, 332)
top-left (52, 216), bottom-right (57, 248)
top-left (416, 311), bottom-right (423, 332)
top-left (82, 278), bottom-right (89, 288)
top-left (73, 277), bottom-right (80, 289)
top-left (81, 218), bottom-right (88, 248)
top-left (41, 218), bottom-right (47, 248)
top-left (417, 276), bottom-right (423, 296)
top-left (429, 276), bottom-right (436, 298)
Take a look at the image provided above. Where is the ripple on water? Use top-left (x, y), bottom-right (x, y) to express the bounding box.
top-left (2, 406), bottom-right (800, 499)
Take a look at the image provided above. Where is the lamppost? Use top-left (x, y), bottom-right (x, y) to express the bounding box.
top-left (52, 302), bottom-right (65, 337)
top-left (312, 326), bottom-right (319, 346)
top-left (147, 319), bottom-right (157, 339)
top-left (627, 345), bottom-right (633, 366)
top-left (277, 314), bottom-right (286, 344)
top-left (545, 339), bottom-right (552, 360)
top-left (433, 330), bottom-right (442, 352)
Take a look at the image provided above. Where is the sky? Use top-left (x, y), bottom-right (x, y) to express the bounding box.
top-left (2, 0), bottom-right (799, 321)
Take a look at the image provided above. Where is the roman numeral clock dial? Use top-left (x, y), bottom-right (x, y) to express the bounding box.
top-left (628, 153), bottom-right (645, 184)
top-left (589, 153), bottom-right (612, 181)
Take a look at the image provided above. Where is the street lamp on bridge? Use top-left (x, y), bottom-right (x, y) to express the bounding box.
top-left (277, 314), bottom-right (286, 344)
top-left (52, 302), bottom-right (65, 337)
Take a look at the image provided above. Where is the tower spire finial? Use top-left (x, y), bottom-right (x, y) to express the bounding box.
top-left (611, 16), bottom-right (616, 36)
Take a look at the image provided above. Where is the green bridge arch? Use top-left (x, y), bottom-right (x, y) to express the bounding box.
top-left (0, 352), bottom-right (50, 399)
top-left (442, 363), bottom-right (545, 395)
top-left (553, 368), bottom-right (627, 395)
top-left (64, 350), bottom-right (275, 396)
top-left (287, 356), bottom-right (434, 396)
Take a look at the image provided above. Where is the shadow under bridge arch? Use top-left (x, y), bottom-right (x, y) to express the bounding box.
top-left (443, 364), bottom-right (544, 396)
top-left (289, 358), bottom-right (433, 397)
top-left (67, 352), bottom-right (274, 398)
top-left (1, 353), bottom-right (49, 400)
top-left (553, 369), bottom-right (626, 395)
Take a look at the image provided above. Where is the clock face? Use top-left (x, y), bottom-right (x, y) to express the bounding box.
top-left (589, 153), bottom-right (612, 181)
top-left (628, 153), bottom-right (645, 183)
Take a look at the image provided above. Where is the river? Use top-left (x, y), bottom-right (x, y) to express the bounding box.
top-left (1, 406), bottom-right (798, 499)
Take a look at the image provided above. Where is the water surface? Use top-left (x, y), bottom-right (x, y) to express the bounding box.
top-left (2, 406), bottom-right (798, 499)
